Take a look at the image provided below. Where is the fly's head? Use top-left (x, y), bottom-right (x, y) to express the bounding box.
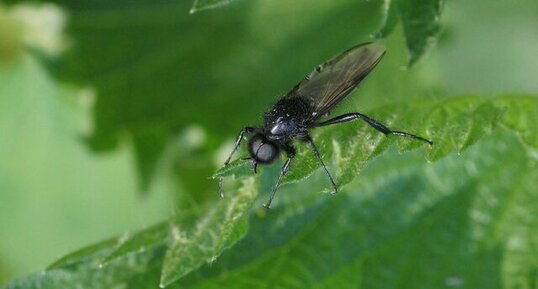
top-left (247, 133), bottom-right (280, 165)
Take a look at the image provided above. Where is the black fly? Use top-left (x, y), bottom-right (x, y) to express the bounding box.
top-left (220, 42), bottom-right (432, 208)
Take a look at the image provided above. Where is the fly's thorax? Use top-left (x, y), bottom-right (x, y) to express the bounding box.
top-left (248, 133), bottom-right (280, 164)
top-left (266, 116), bottom-right (298, 137)
top-left (263, 97), bottom-right (313, 136)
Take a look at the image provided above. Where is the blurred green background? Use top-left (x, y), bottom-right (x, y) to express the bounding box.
top-left (0, 0), bottom-right (537, 287)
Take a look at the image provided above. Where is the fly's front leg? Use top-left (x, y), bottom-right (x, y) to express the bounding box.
top-left (224, 127), bottom-right (256, 166)
top-left (316, 113), bottom-right (433, 145)
top-left (263, 145), bottom-right (296, 209)
top-left (219, 126), bottom-right (256, 198)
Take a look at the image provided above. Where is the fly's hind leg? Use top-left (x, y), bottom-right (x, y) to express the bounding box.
top-left (304, 135), bottom-right (338, 194)
top-left (316, 112), bottom-right (433, 145)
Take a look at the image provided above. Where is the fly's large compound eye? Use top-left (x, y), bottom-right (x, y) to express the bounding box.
top-left (248, 134), bottom-right (279, 164)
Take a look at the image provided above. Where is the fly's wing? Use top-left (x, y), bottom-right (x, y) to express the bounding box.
top-left (285, 42), bottom-right (386, 122)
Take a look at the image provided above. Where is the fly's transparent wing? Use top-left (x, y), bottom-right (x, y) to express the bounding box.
top-left (285, 42), bottom-right (386, 122)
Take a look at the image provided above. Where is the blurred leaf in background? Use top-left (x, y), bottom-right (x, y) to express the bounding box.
top-left (0, 2), bottom-right (171, 285)
top-left (1, 0), bottom-right (538, 288)
top-left (190, 0), bottom-right (234, 14)
top-left (377, 0), bottom-right (444, 66)
top-left (28, 0), bottom-right (391, 196)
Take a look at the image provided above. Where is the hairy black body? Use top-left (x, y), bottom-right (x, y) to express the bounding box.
top-left (220, 42), bottom-right (432, 208)
top-left (264, 98), bottom-right (311, 140)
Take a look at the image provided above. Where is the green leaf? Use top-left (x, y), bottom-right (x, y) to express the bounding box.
top-left (399, 0), bottom-right (444, 66)
top-left (4, 95), bottom-right (538, 289)
top-left (5, 242), bottom-right (164, 289)
top-left (175, 128), bottom-right (537, 289)
top-left (497, 96), bottom-right (538, 147)
top-left (376, 0), bottom-right (398, 38)
top-left (3, 1), bottom-right (538, 288)
top-left (46, 0), bottom-right (255, 191)
top-left (213, 158), bottom-right (252, 179)
top-left (378, 0), bottom-right (444, 66)
top-left (100, 221), bottom-right (171, 264)
top-left (190, 0), bottom-right (234, 14)
top-left (160, 178), bottom-right (257, 287)
top-left (5, 179), bottom-right (256, 289)
top-left (46, 238), bottom-right (118, 270)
